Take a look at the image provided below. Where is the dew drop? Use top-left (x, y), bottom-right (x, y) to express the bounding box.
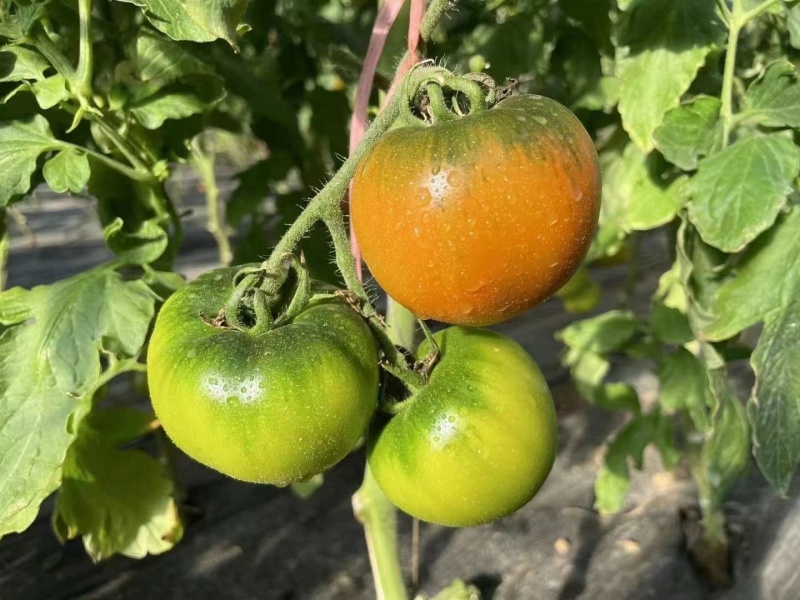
top-left (446, 170), bottom-right (464, 187)
top-left (413, 227), bottom-right (422, 238)
top-left (534, 116), bottom-right (548, 125)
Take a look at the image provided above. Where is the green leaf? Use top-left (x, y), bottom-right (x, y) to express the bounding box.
top-left (0, 45), bottom-right (49, 82)
top-left (599, 140), bottom-right (688, 235)
top-left (558, 310), bottom-right (638, 357)
top-left (0, 115), bottom-right (63, 205)
top-left (30, 74), bottom-right (70, 109)
top-left (0, 3), bottom-right (46, 39)
top-left (559, 310), bottom-right (641, 412)
top-left (703, 208), bottom-right (800, 341)
top-left (686, 133), bottom-right (799, 253)
top-left (658, 348), bottom-right (711, 431)
top-left (133, 30), bottom-right (215, 83)
top-left (616, 0), bottom-right (724, 151)
top-left (698, 376), bottom-right (750, 505)
top-left (653, 95), bottom-right (722, 170)
top-left (429, 579), bottom-right (482, 600)
top-left (116, 0), bottom-right (250, 48)
top-left (0, 267), bottom-right (156, 537)
top-left (43, 149), bottom-right (91, 194)
top-left (786, 1), bottom-right (800, 49)
top-left (595, 413), bottom-right (666, 513)
top-left (103, 217), bottom-right (169, 265)
top-left (749, 296), bottom-right (800, 494)
top-left (53, 408), bottom-right (182, 561)
top-left (555, 267), bottom-right (601, 313)
top-left (651, 300), bottom-right (693, 345)
top-left (130, 83), bottom-right (226, 129)
top-left (742, 60), bottom-right (800, 129)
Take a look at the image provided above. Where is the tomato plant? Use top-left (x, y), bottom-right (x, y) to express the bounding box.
top-left (368, 326), bottom-right (556, 527)
top-left (148, 265), bottom-right (380, 485)
top-left (352, 94), bottom-right (601, 326)
top-left (1, 0), bottom-right (799, 598)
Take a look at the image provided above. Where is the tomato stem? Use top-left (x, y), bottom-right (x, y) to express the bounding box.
top-left (260, 87), bottom-right (406, 275)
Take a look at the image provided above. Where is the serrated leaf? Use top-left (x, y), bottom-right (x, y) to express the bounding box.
top-left (651, 301), bottom-right (693, 345)
top-left (686, 134), bottom-right (799, 253)
top-left (43, 149), bottom-right (90, 194)
top-left (133, 30), bottom-right (215, 83)
top-left (103, 217), bottom-right (169, 265)
top-left (53, 408), bottom-right (181, 561)
top-left (0, 45), bottom-right (49, 82)
top-left (130, 83), bottom-right (226, 129)
top-left (558, 310), bottom-right (638, 358)
top-left (0, 3), bottom-right (47, 39)
top-left (703, 209), bottom-right (800, 340)
top-left (595, 413), bottom-right (665, 513)
top-left (786, 1), bottom-right (800, 49)
top-left (658, 348), bottom-right (711, 431)
top-left (0, 267), bottom-right (156, 537)
top-left (653, 96), bottom-right (722, 170)
top-left (743, 60), bottom-right (800, 129)
top-left (602, 141), bottom-right (689, 233)
top-left (698, 375), bottom-right (750, 505)
top-left (616, 0), bottom-right (724, 151)
top-left (749, 296), bottom-right (800, 494)
top-left (0, 115), bottom-right (64, 205)
top-left (116, 0), bottom-right (250, 48)
top-left (30, 74), bottom-right (69, 109)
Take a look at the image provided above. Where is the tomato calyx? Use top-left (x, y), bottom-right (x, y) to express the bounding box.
top-left (399, 67), bottom-right (507, 127)
top-left (207, 254), bottom-right (313, 335)
top-left (378, 322), bottom-right (442, 415)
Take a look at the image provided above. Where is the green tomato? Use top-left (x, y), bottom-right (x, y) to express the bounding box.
top-left (148, 266), bottom-right (379, 485)
top-left (367, 327), bottom-right (557, 527)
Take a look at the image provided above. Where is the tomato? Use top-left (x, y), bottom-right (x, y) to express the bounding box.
top-left (351, 94), bottom-right (601, 326)
top-left (367, 326), bottom-right (557, 527)
top-left (147, 266), bottom-right (379, 485)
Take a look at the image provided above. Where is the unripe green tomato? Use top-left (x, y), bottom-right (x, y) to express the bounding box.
top-left (148, 266), bottom-right (379, 486)
top-left (368, 327), bottom-right (557, 527)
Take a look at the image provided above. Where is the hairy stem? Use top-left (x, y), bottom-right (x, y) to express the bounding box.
top-left (262, 90), bottom-right (404, 274)
top-left (352, 467), bottom-right (407, 600)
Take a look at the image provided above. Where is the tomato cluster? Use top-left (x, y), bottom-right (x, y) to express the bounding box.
top-left (148, 93), bottom-right (599, 527)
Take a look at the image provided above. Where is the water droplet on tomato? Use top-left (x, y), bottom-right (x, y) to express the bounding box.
top-left (461, 304), bottom-right (474, 315)
top-left (413, 227), bottom-right (421, 238)
top-left (534, 116), bottom-right (547, 125)
top-left (446, 170), bottom-right (463, 186)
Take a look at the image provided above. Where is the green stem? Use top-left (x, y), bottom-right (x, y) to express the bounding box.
top-left (719, 7), bottom-right (741, 148)
top-left (63, 142), bottom-right (156, 183)
top-left (192, 143), bottom-right (232, 266)
top-left (75, 0), bottom-right (94, 100)
top-left (90, 116), bottom-right (152, 173)
top-left (352, 467), bottom-right (407, 600)
top-left (740, 0), bottom-right (780, 23)
top-left (322, 210), bottom-right (416, 381)
top-left (0, 209), bottom-right (8, 292)
top-left (26, 23), bottom-right (77, 82)
top-left (719, 0), bottom-right (778, 147)
top-left (262, 89), bottom-right (404, 273)
top-left (420, 0), bottom-right (448, 41)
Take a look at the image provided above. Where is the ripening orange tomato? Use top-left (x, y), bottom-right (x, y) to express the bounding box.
top-left (351, 94), bottom-right (601, 326)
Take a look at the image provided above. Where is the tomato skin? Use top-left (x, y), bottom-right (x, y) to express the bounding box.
top-left (367, 327), bottom-right (557, 527)
top-left (147, 267), bottom-right (379, 485)
top-left (351, 94), bottom-right (601, 326)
